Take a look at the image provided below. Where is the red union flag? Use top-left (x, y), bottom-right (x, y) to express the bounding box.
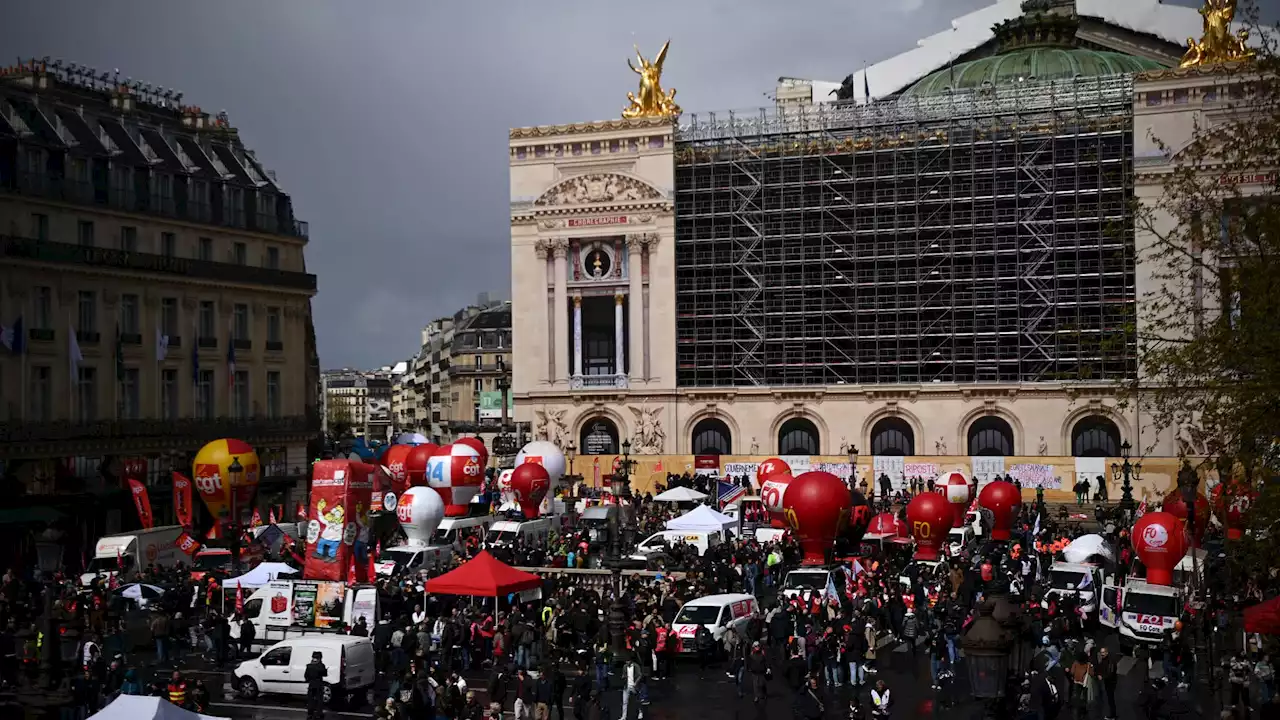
top-left (174, 532), bottom-right (202, 556)
top-left (127, 479), bottom-right (154, 529)
top-left (172, 472), bottom-right (194, 527)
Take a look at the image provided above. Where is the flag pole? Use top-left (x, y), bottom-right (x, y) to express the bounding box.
top-left (19, 297), bottom-right (28, 421)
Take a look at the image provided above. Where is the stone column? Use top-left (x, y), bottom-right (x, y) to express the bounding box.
top-left (552, 239), bottom-right (569, 386)
top-left (626, 235), bottom-right (645, 382)
top-left (614, 293), bottom-right (625, 378)
top-left (573, 295), bottom-right (583, 378)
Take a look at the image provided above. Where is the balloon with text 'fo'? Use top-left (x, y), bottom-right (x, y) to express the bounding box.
top-left (404, 443), bottom-right (439, 488)
top-left (906, 492), bottom-right (953, 561)
top-left (978, 480), bottom-right (1021, 541)
top-left (509, 463), bottom-right (551, 520)
top-left (782, 471), bottom-right (853, 566)
top-left (1161, 488), bottom-right (1210, 547)
top-left (1211, 478), bottom-right (1256, 541)
top-left (841, 489), bottom-right (872, 547)
top-left (759, 471), bottom-right (794, 530)
top-left (1133, 511), bottom-right (1187, 586)
top-left (939, 470), bottom-right (972, 528)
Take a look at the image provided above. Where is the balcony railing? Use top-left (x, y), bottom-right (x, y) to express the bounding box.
top-left (7, 171), bottom-right (309, 240)
top-left (453, 363), bottom-right (508, 374)
top-left (0, 413), bottom-right (320, 445)
top-left (3, 235), bottom-right (317, 292)
top-left (570, 373), bottom-right (629, 390)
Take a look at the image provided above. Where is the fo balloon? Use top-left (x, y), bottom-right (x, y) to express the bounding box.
top-left (1133, 511), bottom-right (1188, 586)
top-left (978, 480), bottom-right (1021, 541)
top-left (1212, 478), bottom-right (1256, 541)
top-left (906, 493), bottom-right (952, 561)
top-left (939, 471), bottom-right (972, 528)
top-left (781, 471), bottom-right (852, 566)
top-left (760, 472), bottom-right (794, 530)
top-left (1162, 489), bottom-right (1210, 547)
top-left (509, 463), bottom-right (551, 520)
top-left (756, 458), bottom-right (791, 488)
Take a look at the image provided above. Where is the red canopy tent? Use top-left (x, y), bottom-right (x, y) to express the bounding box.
top-left (1245, 596), bottom-right (1280, 635)
top-left (425, 550), bottom-right (543, 597)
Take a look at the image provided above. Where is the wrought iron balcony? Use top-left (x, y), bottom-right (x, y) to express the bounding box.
top-left (0, 413), bottom-right (320, 445)
top-left (453, 363), bottom-right (508, 374)
top-left (1, 235), bottom-right (318, 292)
top-left (570, 373), bottom-right (629, 390)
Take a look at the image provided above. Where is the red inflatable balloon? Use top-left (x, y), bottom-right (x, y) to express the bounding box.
top-left (906, 493), bottom-right (953, 561)
top-left (455, 437), bottom-right (489, 473)
top-left (939, 471), bottom-right (972, 528)
top-left (404, 443), bottom-right (438, 487)
top-left (978, 480), bottom-right (1021, 541)
top-left (760, 471), bottom-right (794, 530)
top-left (1162, 489), bottom-right (1210, 547)
top-left (782, 471), bottom-right (853, 566)
top-left (844, 491), bottom-right (872, 547)
top-left (1133, 511), bottom-right (1188, 586)
top-left (1212, 479), bottom-right (1256, 541)
top-left (867, 512), bottom-right (908, 539)
top-left (756, 458), bottom-right (791, 487)
top-left (383, 445), bottom-right (414, 495)
top-left (509, 462), bottom-right (551, 520)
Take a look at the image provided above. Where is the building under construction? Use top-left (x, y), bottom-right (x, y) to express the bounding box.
top-left (673, 2), bottom-right (1177, 388)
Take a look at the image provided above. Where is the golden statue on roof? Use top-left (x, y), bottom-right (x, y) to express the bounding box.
top-left (623, 40), bottom-right (681, 119)
top-left (1180, 0), bottom-right (1256, 67)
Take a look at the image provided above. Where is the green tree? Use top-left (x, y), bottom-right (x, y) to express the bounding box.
top-left (326, 402), bottom-right (354, 443)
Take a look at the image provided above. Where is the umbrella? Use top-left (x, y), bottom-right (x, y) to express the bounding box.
top-left (653, 486), bottom-right (708, 503)
top-left (115, 583), bottom-right (165, 606)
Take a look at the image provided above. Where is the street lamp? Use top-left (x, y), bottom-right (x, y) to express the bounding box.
top-left (227, 456), bottom-right (244, 573)
top-left (565, 441), bottom-right (577, 487)
top-left (607, 438), bottom-right (635, 665)
top-left (962, 600), bottom-right (1013, 705)
top-left (847, 444), bottom-right (859, 489)
top-left (1117, 439), bottom-right (1136, 515)
top-left (1176, 459), bottom-right (1210, 688)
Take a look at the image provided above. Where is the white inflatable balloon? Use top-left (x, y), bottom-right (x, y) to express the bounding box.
top-left (497, 468), bottom-right (515, 504)
top-left (515, 441), bottom-right (567, 485)
top-left (396, 486), bottom-right (444, 547)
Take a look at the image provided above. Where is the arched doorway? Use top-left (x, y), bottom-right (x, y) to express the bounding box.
top-left (579, 417), bottom-right (619, 455)
top-left (690, 418), bottom-right (732, 455)
top-left (968, 416), bottom-right (1014, 456)
top-left (1071, 416), bottom-right (1121, 457)
top-left (870, 417), bottom-right (914, 456)
top-left (777, 418), bottom-right (820, 455)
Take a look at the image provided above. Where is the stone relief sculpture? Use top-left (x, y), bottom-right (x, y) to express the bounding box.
top-left (533, 173), bottom-right (663, 207)
top-left (535, 409), bottom-right (569, 449)
top-left (628, 406), bottom-right (665, 454)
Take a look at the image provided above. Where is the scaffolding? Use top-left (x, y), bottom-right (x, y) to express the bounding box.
top-left (673, 74), bottom-right (1138, 387)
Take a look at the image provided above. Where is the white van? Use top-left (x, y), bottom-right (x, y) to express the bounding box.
top-left (781, 568), bottom-right (834, 600)
top-left (234, 635), bottom-right (375, 706)
top-left (487, 519), bottom-right (551, 548)
top-left (672, 593), bottom-right (759, 652)
top-left (80, 526), bottom-right (184, 587)
top-left (375, 544), bottom-right (456, 577)
top-left (241, 580), bottom-right (381, 645)
top-left (946, 526), bottom-right (975, 556)
top-left (1045, 561), bottom-right (1104, 615)
top-left (433, 515), bottom-right (496, 547)
top-left (628, 530), bottom-right (722, 562)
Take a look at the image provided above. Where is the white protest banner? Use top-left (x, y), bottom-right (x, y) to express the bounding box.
top-left (1010, 463), bottom-right (1059, 489)
top-left (873, 456), bottom-right (906, 489)
top-left (971, 456), bottom-right (1006, 486)
top-left (780, 456), bottom-right (812, 474)
top-left (813, 462), bottom-right (854, 481)
top-left (903, 462), bottom-right (940, 481)
top-left (723, 463), bottom-right (760, 479)
top-left (1074, 457), bottom-right (1106, 484)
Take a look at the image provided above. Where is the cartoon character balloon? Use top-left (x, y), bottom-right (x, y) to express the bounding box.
top-left (1133, 511), bottom-right (1188, 586)
top-left (978, 480), bottom-right (1021, 541)
top-left (906, 492), bottom-right (953, 561)
top-left (781, 471), bottom-right (853, 565)
top-left (382, 444), bottom-right (414, 496)
top-left (455, 437), bottom-right (489, 473)
top-left (396, 486), bottom-right (445, 547)
top-left (756, 458), bottom-right (792, 489)
top-left (1161, 489), bottom-right (1210, 547)
top-left (426, 444), bottom-right (484, 517)
top-left (192, 438), bottom-right (260, 540)
top-left (939, 471), bottom-right (972, 528)
top-left (1212, 478), bottom-right (1256, 540)
top-left (515, 441), bottom-right (567, 485)
top-left (760, 471), bottom-right (794, 530)
top-left (509, 463), bottom-right (551, 520)
top-left (404, 443), bottom-right (438, 488)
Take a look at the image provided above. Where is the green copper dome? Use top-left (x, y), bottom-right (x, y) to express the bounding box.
top-left (903, 47), bottom-right (1165, 98)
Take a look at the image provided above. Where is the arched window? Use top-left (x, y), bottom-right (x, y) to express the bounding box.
top-left (691, 418), bottom-right (732, 455)
top-left (579, 418), bottom-right (619, 455)
top-left (1072, 416), bottom-right (1121, 457)
top-left (870, 417), bottom-right (914, 456)
top-left (968, 416), bottom-right (1014, 456)
top-left (778, 418), bottom-right (820, 455)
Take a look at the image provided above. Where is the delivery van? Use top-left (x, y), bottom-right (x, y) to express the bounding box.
top-left (487, 518), bottom-right (551, 548)
top-left (672, 593), bottom-right (759, 653)
top-left (80, 526), bottom-right (184, 587)
top-left (1100, 578), bottom-right (1182, 649)
top-left (1044, 561), bottom-right (1105, 616)
top-left (374, 544), bottom-right (456, 577)
top-left (234, 634), bottom-right (375, 706)
top-left (628, 530), bottom-right (722, 562)
top-left (781, 568), bottom-right (835, 601)
top-left (240, 579), bottom-right (380, 645)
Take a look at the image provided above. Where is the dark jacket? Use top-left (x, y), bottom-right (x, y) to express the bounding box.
top-left (304, 659), bottom-right (327, 692)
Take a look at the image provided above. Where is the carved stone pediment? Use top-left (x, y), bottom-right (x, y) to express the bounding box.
top-left (534, 173), bottom-right (663, 207)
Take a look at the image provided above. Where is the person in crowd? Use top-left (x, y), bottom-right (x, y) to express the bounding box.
top-left (305, 651), bottom-right (327, 720)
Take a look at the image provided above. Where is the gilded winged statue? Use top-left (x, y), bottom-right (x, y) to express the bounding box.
top-left (623, 41), bottom-right (681, 119)
top-left (1181, 0), bottom-right (1256, 67)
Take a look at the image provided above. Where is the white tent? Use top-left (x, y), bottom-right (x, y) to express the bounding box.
top-left (665, 504), bottom-right (735, 533)
top-left (222, 562), bottom-right (300, 589)
top-left (653, 486), bottom-right (707, 503)
top-left (90, 695), bottom-right (226, 720)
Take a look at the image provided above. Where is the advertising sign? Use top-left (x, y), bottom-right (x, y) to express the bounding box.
top-left (304, 460), bottom-right (374, 582)
top-left (478, 391), bottom-right (514, 420)
top-left (291, 582), bottom-right (318, 626)
top-left (314, 582), bottom-right (346, 628)
top-left (265, 580), bottom-right (294, 627)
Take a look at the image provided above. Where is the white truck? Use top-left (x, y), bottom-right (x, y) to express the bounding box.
top-left (80, 526), bottom-right (184, 588)
top-left (1045, 561), bottom-right (1105, 616)
top-left (1100, 578), bottom-right (1183, 650)
top-left (374, 543), bottom-right (456, 577)
top-left (781, 568), bottom-right (835, 601)
top-left (238, 579), bottom-right (381, 646)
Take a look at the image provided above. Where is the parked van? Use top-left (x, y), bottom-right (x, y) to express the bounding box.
top-left (240, 580), bottom-right (381, 645)
top-left (628, 530), bottom-right (722, 562)
top-left (189, 546), bottom-right (265, 582)
top-left (946, 526), bottom-right (976, 557)
top-left (1044, 561), bottom-right (1105, 615)
top-left (234, 634), bottom-right (376, 706)
top-left (487, 518), bottom-right (551, 548)
top-left (672, 593), bottom-right (760, 652)
top-left (374, 544), bottom-right (455, 577)
top-left (781, 568), bottom-right (834, 600)
top-left (432, 514), bottom-right (496, 547)
top-left (1100, 578), bottom-right (1184, 649)
top-left (80, 526), bottom-right (184, 587)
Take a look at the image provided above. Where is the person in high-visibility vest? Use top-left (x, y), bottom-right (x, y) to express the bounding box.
top-left (167, 670), bottom-right (189, 708)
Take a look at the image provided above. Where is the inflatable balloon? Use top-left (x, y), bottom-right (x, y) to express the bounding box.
top-left (867, 512), bottom-right (908, 539)
top-left (509, 463), bottom-right (551, 520)
top-left (396, 486), bottom-right (445, 547)
top-left (192, 438), bottom-right (260, 539)
top-left (1133, 511), bottom-right (1188, 586)
top-left (1162, 488), bottom-right (1210, 547)
top-left (760, 472), bottom-right (794, 529)
top-left (455, 437), bottom-right (490, 472)
top-left (426, 444), bottom-right (484, 516)
top-left (939, 471), bottom-right (972, 528)
top-left (405, 443), bottom-right (438, 487)
top-left (1212, 478), bottom-right (1256, 541)
top-left (843, 490), bottom-right (872, 547)
top-left (516, 441), bottom-right (567, 485)
top-left (978, 480), bottom-right (1021, 541)
top-left (497, 469), bottom-right (516, 504)
top-left (756, 458), bottom-right (791, 488)
top-left (382, 444), bottom-right (414, 496)
top-left (781, 471), bottom-right (853, 566)
top-left (906, 493), bottom-right (953, 561)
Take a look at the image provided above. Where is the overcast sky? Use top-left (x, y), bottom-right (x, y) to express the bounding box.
top-left (3, 0), bottom-right (1272, 370)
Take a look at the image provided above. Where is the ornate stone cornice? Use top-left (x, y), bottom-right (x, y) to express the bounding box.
top-left (510, 116), bottom-right (673, 140)
top-left (534, 173), bottom-right (664, 207)
top-left (550, 238), bottom-right (569, 259)
top-left (1136, 61), bottom-right (1255, 84)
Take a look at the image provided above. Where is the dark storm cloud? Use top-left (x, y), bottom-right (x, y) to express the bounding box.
top-left (6, 0), bottom-right (1260, 368)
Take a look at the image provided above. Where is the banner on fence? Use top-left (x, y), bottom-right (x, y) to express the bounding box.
top-left (1009, 463), bottom-right (1059, 489)
top-left (874, 456), bottom-right (905, 488)
top-left (971, 456), bottom-right (1006, 486)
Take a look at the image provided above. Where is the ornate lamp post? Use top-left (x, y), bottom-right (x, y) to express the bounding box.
top-left (847, 445), bottom-right (859, 490)
top-left (607, 438), bottom-right (634, 663)
top-left (1117, 439), bottom-right (1136, 515)
top-left (227, 456), bottom-right (244, 573)
top-left (565, 441), bottom-right (578, 487)
top-left (962, 599), bottom-right (1014, 717)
